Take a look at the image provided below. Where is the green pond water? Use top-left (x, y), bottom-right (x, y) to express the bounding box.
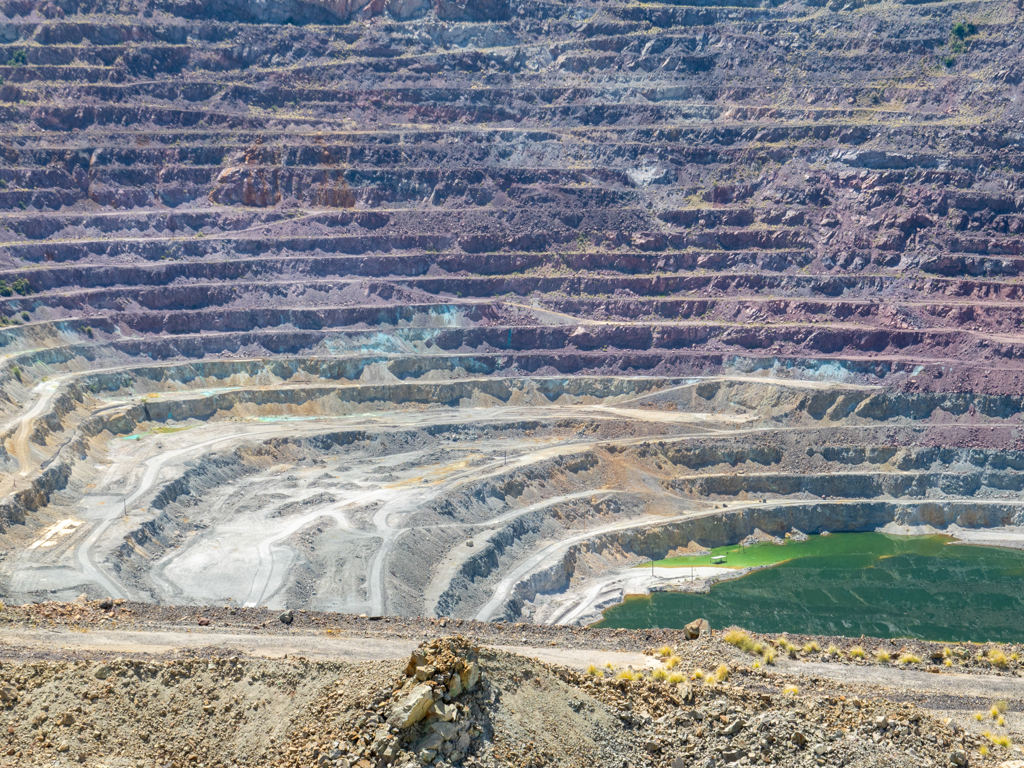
top-left (595, 533), bottom-right (1024, 643)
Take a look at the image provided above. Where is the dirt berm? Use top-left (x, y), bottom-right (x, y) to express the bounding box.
top-left (0, 602), bottom-right (1021, 768)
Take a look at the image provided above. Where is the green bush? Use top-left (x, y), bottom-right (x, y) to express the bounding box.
top-left (944, 21), bottom-right (977, 65)
top-left (951, 21), bottom-right (977, 40)
top-left (6, 49), bottom-right (27, 66)
top-left (0, 279), bottom-right (28, 297)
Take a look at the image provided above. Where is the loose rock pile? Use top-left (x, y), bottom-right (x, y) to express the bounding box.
top-left (278, 637), bottom-right (489, 768)
top-left (555, 663), bottom-right (980, 768)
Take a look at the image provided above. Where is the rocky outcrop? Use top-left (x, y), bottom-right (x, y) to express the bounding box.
top-left (378, 638), bottom-right (483, 764)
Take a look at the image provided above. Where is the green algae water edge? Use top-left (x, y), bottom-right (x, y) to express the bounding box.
top-left (595, 533), bottom-right (1024, 643)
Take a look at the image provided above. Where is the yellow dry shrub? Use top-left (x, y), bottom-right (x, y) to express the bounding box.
top-left (724, 629), bottom-right (756, 654)
top-left (989, 649), bottom-right (1009, 668)
top-left (984, 731), bottom-right (1012, 748)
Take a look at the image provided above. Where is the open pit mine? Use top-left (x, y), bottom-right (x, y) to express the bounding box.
top-left (4, 0), bottom-right (1024, 765)
top-left (1, 0), bottom-right (1024, 626)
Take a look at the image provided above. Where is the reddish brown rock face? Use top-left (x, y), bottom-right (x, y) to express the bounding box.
top-left (0, 0), bottom-right (1017, 393)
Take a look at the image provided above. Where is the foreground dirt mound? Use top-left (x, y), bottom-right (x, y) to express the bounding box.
top-left (0, 624), bottom-right (1001, 768)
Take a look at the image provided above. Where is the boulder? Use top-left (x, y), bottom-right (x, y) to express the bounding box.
top-left (447, 672), bottom-right (462, 698)
top-left (430, 721), bottom-right (458, 741)
top-left (684, 618), bottom-right (709, 640)
top-left (430, 701), bottom-right (456, 722)
top-left (415, 732), bottom-right (444, 753)
top-left (459, 660), bottom-right (480, 691)
top-left (404, 649), bottom-right (426, 676)
top-left (387, 683), bottom-right (435, 729)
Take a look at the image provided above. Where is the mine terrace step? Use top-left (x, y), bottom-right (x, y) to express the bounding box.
top-left (0, 319), bottom-right (1017, 359)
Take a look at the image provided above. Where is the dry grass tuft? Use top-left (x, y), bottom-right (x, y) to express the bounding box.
top-left (898, 653), bottom-right (921, 665)
top-left (989, 649), bottom-right (1009, 668)
top-left (724, 629), bottom-right (756, 653)
top-left (782, 684), bottom-right (799, 696)
top-left (849, 646), bottom-right (866, 659)
top-left (984, 731), bottom-right (1012, 748)
top-left (875, 650), bottom-right (891, 663)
